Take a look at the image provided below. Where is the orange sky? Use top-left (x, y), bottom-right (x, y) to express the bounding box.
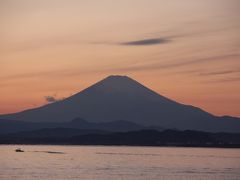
top-left (0, 0), bottom-right (240, 117)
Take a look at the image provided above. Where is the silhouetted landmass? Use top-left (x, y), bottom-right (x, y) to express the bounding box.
top-left (1, 75), bottom-right (240, 133)
top-left (1, 129), bottom-right (240, 148)
top-left (7, 128), bottom-right (108, 138)
top-left (0, 118), bottom-right (158, 134)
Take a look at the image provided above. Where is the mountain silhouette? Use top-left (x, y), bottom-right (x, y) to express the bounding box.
top-left (0, 75), bottom-right (240, 132)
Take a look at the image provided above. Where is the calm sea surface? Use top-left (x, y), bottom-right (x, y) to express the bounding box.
top-left (0, 145), bottom-right (240, 180)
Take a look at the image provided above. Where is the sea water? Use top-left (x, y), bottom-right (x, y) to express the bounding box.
top-left (0, 145), bottom-right (240, 180)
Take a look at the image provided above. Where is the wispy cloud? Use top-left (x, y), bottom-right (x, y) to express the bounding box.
top-left (1, 53), bottom-right (238, 83)
top-left (120, 37), bottom-right (170, 46)
top-left (3, 35), bottom-right (89, 53)
top-left (106, 53), bottom-right (240, 72)
top-left (0, 68), bottom-right (89, 80)
top-left (5, 35), bottom-right (170, 53)
top-left (205, 77), bottom-right (240, 83)
top-left (198, 70), bottom-right (240, 76)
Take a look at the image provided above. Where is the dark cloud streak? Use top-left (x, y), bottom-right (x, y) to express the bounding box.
top-left (120, 37), bottom-right (170, 46)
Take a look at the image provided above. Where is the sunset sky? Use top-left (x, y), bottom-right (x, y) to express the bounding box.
top-left (0, 0), bottom-right (240, 117)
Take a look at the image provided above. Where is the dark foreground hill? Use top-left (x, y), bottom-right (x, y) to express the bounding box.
top-left (1, 128), bottom-right (240, 148)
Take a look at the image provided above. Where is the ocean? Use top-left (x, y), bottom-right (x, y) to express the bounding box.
top-left (1, 145), bottom-right (240, 180)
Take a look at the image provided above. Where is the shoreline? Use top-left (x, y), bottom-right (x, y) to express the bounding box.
top-left (1, 143), bottom-right (240, 148)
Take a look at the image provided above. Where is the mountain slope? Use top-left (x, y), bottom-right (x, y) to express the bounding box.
top-left (0, 75), bottom-right (240, 132)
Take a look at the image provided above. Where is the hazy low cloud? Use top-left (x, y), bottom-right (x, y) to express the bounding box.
top-left (44, 95), bottom-right (65, 103)
top-left (45, 96), bottom-right (57, 103)
top-left (120, 37), bottom-right (169, 46)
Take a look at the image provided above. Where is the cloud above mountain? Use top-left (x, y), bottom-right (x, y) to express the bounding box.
top-left (120, 37), bottom-right (170, 46)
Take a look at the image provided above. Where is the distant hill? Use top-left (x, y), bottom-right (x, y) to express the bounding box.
top-left (0, 118), bottom-right (156, 134)
top-left (0, 75), bottom-right (240, 132)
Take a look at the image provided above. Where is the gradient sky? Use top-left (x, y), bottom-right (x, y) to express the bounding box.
top-left (0, 0), bottom-right (240, 117)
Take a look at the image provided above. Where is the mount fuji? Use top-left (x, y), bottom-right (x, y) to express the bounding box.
top-left (1, 75), bottom-right (240, 132)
